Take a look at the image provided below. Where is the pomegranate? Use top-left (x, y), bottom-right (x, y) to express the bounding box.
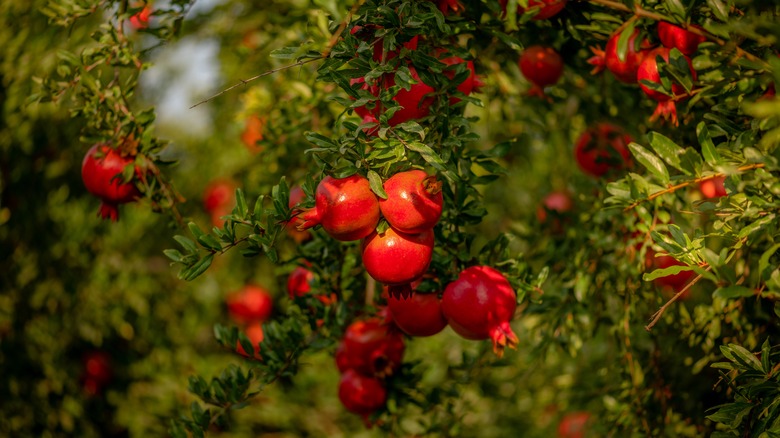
top-left (657, 22), bottom-right (706, 56)
top-left (441, 266), bottom-right (519, 357)
top-left (646, 249), bottom-right (695, 294)
top-left (350, 25), bottom-right (419, 63)
top-left (536, 190), bottom-right (573, 233)
top-left (298, 174), bottom-right (380, 241)
top-left (353, 66), bottom-right (435, 126)
top-left (226, 284), bottom-right (273, 324)
top-left (286, 186), bottom-right (311, 243)
top-left (387, 290), bottom-right (448, 337)
top-left (236, 323), bottom-right (264, 360)
top-left (338, 369), bottom-right (387, 417)
top-left (699, 176), bottom-right (728, 198)
top-left (574, 123), bottom-right (633, 178)
top-left (129, 3), bottom-right (151, 30)
top-left (589, 28), bottom-right (651, 84)
top-left (287, 265), bottom-right (314, 299)
top-left (362, 227), bottom-right (434, 286)
top-left (500, 0), bottom-right (567, 20)
top-left (379, 170), bottom-right (443, 234)
top-left (81, 351), bottom-right (112, 396)
top-left (557, 411), bottom-right (591, 438)
top-left (637, 47), bottom-right (697, 125)
top-left (240, 114), bottom-right (265, 154)
top-left (203, 179), bottom-right (235, 226)
top-left (81, 143), bottom-right (141, 221)
top-left (437, 51), bottom-right (484, 103)
top-left (437, 0), bottom-right (464, 15)
top-left (341, 318), bottom-right (405, 377)
top-left (518, 46), bottom-right (563, 97)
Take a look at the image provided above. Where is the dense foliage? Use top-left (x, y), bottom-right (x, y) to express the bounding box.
top-left (2, 0), bottom-right (780, 436)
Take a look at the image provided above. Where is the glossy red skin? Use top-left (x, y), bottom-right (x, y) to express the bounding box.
top-left (226, 285), bottom-right (273, 324)
top-left (441, 266), bottom-right (518, 357)
top-left (519, 46), bottom-right (563, 91)
top-left (500, 0), bottom-right (567, 20)
top-left (437, 52), bottom-right (481, 103)
top-left (557, 411), bottom-right (591, 438)
top-left (299, 175), bottom-right (380, 241)
top-left (342, 318), bottom-right (405, 377)
top-left (379, 170), bottom-right (443, 234)
top-left (338, 369), bottom-right (387, 416)
top-left (658, 22), bottom-right (706, 56)
top-left (240, 115), bottom-right (265, 154)
top-left (388, 291), bottom-right (447, 337)
top-left (536, 190), bottom-right (573, 223)
top-left (574, 123), bottom-right (633, 178)
top-left (286, 186), bottom-right (311, 242)
top-left (699, 176), bottom-right (728, 198)
top-left (362, 227), bottom-right (434, 285)
top-left (605, 29), bottom-right (650, 84)
top-left (638, 47), bottom-right (697, 102)
top-left (81, 143), bottom-right (141, 221)
top-left (236, 323), bottom-right (264, 360)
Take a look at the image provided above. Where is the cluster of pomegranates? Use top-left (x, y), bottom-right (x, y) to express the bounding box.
top-left (226, 284), bottom-right (273, 360)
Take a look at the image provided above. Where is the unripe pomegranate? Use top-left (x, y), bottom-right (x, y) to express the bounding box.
top-left (518, 46), bottom-right (563, 97)
top-left (557, 411), bottom-right (591, 438)
top-left (203, 179), bottom-right (235, 226)
top-left (298, 175), bottom-right (380, 241)
top-left (342, 318), bottom-right (405, 377)
top-left (240, 114), bottom-right (265, 154)
top-left (286, 186), bottom-right (311, 242)
top-left (387, 290), bottom-right (448, 337)
top-left (637, 47), bottom-right (697, 126)
top-left (362, 227), bottom-right (434, 286)
top-left (699, 176), bottom-right (727, 198)
top-left (574, 123), bottom-right (633, 178)
top-left (338, 369), bottom-right (387, 417)
top-left (379, 170), bottom-right (443, 234)
top-left (588, 28), bottom-right (651, 84)
top-left (441, 266), bottom-right (519, 357)
top-left (500, 0), bottom-right (567, 20)
top-left (657, 22), bottom-right (706, 56)
top-left (81, 143), bottom-right (141, 221)
top-left (236, 323), bottom-right (264, 360)
top-left (226, 284), bottom-right (273, 324)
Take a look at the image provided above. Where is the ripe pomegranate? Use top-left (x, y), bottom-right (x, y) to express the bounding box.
top-left (500, 0), bottom-right (567, 20)
top-left (203, 179), bottom-right (235, 226)
top-left (699, 176), bottom-right (727, 198)
top-left (637, 47), bottom-right (697, 126)
top-left (441, 266), bottom-right (519, 357)
top-left (437, 51), bottom-right (484, 103)
top-left (574, 123), bottom-right (633, 178)
top-left (81, 351), bottom-right (112, 396)
top-left (353, 66), bottom-right (435, 126)
top-left (362, 227), bottom-right (434, 286)
top-left (298, 174), bottom-right (380, 241)
top-left (129, 3), bottom-right (152, 30)
top-left (286, 186), bottom-right (311, 243)
top-left (536, 190), bottom-right (573, 232)
top-left (657, 22), bottom-right (706, 56)
top-left (350, 25), bottom-right (418, 63)
top-left (81, 143), bottom-right (141, 221)
top-left (557, 411), bottom-right (591, 438)
top-left (287, 266), bottom-right (314, 299)
top-left (646, 249), bottom-right (695, 294)
top-left (341, 318), bottom-right (405, 377)
top-left (518, 46), bottom-right (563, 97)
top-left (589, 28), bottom-right (651, 84)
top-left (379, 170), bottom-right (443, 234)
top-left (236, 323), bottom-right (264, 360)
top-left (226, 284), bottom-right (273, 324)
top-left (240, 114), bottom-right (265, 154)
top-left (338, 369), bottom-right (387, 418)
top-left (387, 290), bottom-right (448, 337)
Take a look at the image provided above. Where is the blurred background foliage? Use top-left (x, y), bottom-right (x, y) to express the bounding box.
top-left (2, 0), bottom-right (780, 437)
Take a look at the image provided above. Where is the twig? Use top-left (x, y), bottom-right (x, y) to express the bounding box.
top-left (645, 265), bottom-right (712, 331)
top-left (624, 163), bottom-right (766, 211)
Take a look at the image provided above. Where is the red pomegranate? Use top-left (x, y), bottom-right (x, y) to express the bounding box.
top-left (338, 369), bottom-right (387, 417)
top-left (298, 175), bottom-right (380, 241)
top-left (387, 290), bottom-right (448, 337)
top-left (557, 411), bottom-right (591, 438)
top-left (657, 22), bottom-right (706, 56)
top-left (437, 0), bottom-right (464, 15)
top-left (286, 186), bottom-right (311, 243)
top-left (236, 323), bottom-right (264, 360)
top-left (379, 170), bottom-right (443, 234)
top-left (699, 176), bottom-right (728, 198)
top-left (518, 46), bottom-right (563, 97)
top-left (203, 179), bottom-right (235, 226)
top-left (350, 25), bottom-right (418, 63)
top-left (536, 190), bottom-right (573, 227)
top-left (437, 51), bottom-right (484, 103)
top-left (574, 123), bottom-right (633, 178)
top-left (240, 114), bottom-right (265, 154)
top-left (287, 266), bottom-right (314, 299)
top-left (226, 284), bottom-right (273, 324)
top-left (353, 66), bottom-right (435, 127)
top-left (129, 3), bottom-right (151, 30)
top-left (341, 318), bottom-right (405, 377)
top-left (646, 249), bottom-right (695, 294)
top-left (81, 351), bottom-right (112, 396)
top-left (500, 0), bottom-right (567, 20)
top-left (362, 227), bottom-right (434, 286)
top-left (589, 28), bottom-right (651, 84)
top-left (637, 47), bottom-right (697, 125)
top-left (441, 266), bottom-right (519, 357)
top-left (81, 143), bottom-right (141, 221)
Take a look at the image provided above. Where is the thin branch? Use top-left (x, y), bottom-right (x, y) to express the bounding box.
top-left (189, 58), bottom-right (321, 109)
top-left (624, 163), bottom-right (766, 211)
top-left (645, 265), bottom-right (712, 331)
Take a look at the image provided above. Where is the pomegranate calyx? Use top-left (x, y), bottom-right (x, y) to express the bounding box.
top-left (650, 101), bottom-right (679, 126)
top-left (587, 46), bottom-right (606, 75)
top-left (387, 283), bottom-right (413, 300)
top-left (490, 321), bottom-right (519, 358)
top-left (422, 175), bottom-right (443, 196)
top-left (297, 207), bottom-right (321, 231)
top-left (99, 202), bottom-right (121, 221)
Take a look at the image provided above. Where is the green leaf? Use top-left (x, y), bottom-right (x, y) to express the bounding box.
top-left (270, 46), bottom-right (300, 59)
top-left (616, 23), bottom-right (636, 63)
top-left (181, 254), bottom-right (214, 281)
top-left (706, 402), bottom-right (753, 428)
top-left (697, 122), bottom-right (722, 166)
top-left (759, 243), bottom-right (780, 281)
top-left (367, 170), bottom-right (387, 199)
top-left (628, 142), bottom-right (670, 183)
top-left (643, 264), bottom-right (693, 281)
top-left (405, 141), bottom-right (446, 171)
top-left (713, 286), bottom-right (755, 299)
top-left (648, 132), bottom-right (688, 174)
top-left (706, 0), bottom-right (729, 21)
top-left (738, 215), bottom-right (776, 239)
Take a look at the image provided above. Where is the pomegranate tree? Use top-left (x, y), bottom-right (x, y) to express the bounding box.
top-left (518, 45), bottom-right (563, 96)
top-left (81, 143), bottom-right (141, 221)
top-left (298, 174), bottom-right (380, 241)
top-left (379, 170), bottom-right (443, 234)
top-left (441, 266), bottom-right (519, 357)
